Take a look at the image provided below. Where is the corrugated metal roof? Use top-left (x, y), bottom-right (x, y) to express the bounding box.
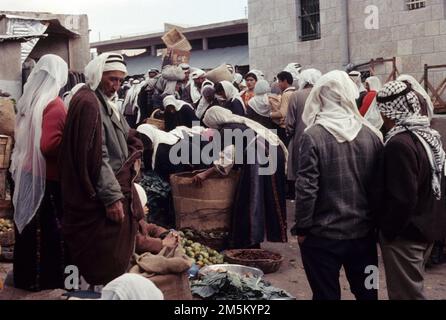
top-left (125, 45), bottom-right (249, 76)
top-left (0, 33), bottom-right (47, 43)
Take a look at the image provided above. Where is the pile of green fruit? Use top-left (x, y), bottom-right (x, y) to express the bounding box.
top-left (179, 231), bottom-right (225, 268)
top-left (0, 218), bottom-right (13, 235)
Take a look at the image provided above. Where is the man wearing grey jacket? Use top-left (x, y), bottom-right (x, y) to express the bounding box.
top-left (292, 71), bottom-right (383, 300)
top-left (60, 53), bottom-right (144, 285)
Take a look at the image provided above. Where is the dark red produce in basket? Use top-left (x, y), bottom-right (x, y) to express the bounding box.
top-left (224, 249), bottom-right (284, 274)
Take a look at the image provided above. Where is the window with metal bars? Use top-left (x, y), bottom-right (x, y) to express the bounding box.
top-left (299, 0), bottom-right (321, 41)
top-left (406, 0), bottom-right (426, 10)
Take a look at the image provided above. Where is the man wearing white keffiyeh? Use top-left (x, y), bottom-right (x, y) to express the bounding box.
top-left (376, 80), bottom-right (446, 300)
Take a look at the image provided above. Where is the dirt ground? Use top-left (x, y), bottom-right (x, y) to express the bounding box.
top-left (263, 201), bottom-right (446, 300)
top-left (2, 200), bottom-right (446, 300)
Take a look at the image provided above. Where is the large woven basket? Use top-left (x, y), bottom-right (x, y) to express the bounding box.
top-left (224, 249), bottom-right (284, 274)
top-left (146, 109), bottom-right (165, 131)
top-left (162, 28), bottom-right (192, 51)
top-left (170, 170), bottom-right (240, 232)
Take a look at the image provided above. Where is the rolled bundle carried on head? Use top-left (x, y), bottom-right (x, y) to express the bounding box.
top-left (206, 65), bottom-right (234, 84)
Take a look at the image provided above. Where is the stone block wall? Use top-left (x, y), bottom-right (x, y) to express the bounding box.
top-left (248, 0), bottom-right (446, 85)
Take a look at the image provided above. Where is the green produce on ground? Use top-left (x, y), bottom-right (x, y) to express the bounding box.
top-left (180, 236), bottom-right (225, 268)
top-left (191, 271), bottom-right (295, 300)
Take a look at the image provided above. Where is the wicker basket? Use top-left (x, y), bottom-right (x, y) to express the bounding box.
top-left (145, 109), bottom-right (165, 131)
top-left (170, 170), bottom-right (240, 232)
top-left (224, 249), bottom-right (284, 274)
top-left (162, 28), bottom-right (192, 51)
top-left (0, 229), bottom-right (14, 247)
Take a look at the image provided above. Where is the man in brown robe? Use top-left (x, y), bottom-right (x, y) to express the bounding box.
top-left (59, 53), bottom-right (144, 285)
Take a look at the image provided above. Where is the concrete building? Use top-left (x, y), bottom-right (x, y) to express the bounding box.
top-left (248, 0), bottom-right (446, 84)
top-left (91, 19), bottom-right (249, 76)
top-left (0, 11), bottom-right (90, 100)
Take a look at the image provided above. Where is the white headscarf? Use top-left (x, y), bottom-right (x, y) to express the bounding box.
top-left (397, 74), bottom-right (434, 120)
top-left (203, 106), bottom-right (288, 162)
top-left (365, 76), bottom-right (382, 92)
top-left (101, 274), bottom-right (164, 300)
top-left (179, 63), bottom-right (190, 71)
top-left (85, 53), bottom-right (128, 91)
top-left (284, 63), bottom-right (302, 81)
top-left (170, 126), bottom-right (207, 140)
top-left (122, 81), bottom-right (141, 114)
top-left (196, 84), bottom-right (215, 120)
top-left (191, 69), bottom-right (206, 80)
top-left (220, 81), bottom-right (245, 107)
top-left (233, 73), bottom-right (243, 85)
top-left (303, 70), bottom-right (383, 143)
top-left (248, 80), bottom-right (272, 117)
top-left (134, 183), bottom-right (147, 207)
top-left (10, 54), bottom-right (68, 234)
top-left (163, 95), bottom-right (194, 112)
top-left (349, 71), bottom-right (367, 93)
top-left (297, 69), bottom-right (322, 90)
top-left (137, 124), bottom-right (180, 169)
top-left (189, 69), bottom-right (206, 104)
top-left (248, 69), bottom-right (265, 81)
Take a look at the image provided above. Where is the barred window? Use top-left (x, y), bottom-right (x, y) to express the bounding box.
top-left (406, 0), bottom-right (426, 10)
top-left (300, 0), bottom-right (320, 41)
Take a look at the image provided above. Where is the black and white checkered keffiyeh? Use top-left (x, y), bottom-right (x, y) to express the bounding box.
top-left (377, 81), bottom-right (446, 199)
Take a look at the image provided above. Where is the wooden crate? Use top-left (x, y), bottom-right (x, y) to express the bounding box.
top-left (170, 170), bottom-right (240, 232)
top-left (0, 135), bottom-right (12, 169)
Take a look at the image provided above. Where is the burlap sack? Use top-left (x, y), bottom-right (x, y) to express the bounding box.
top-left (129, 245), bottom-right (192, 277)
top-left (0, 98), bottom-right (15, 137)
top-left (205, 65), bottom-right (233, 84)
top-left (162, 65), bottom-right (186, 81)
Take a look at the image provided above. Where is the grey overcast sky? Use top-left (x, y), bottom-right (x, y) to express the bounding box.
top-left (2, 0), bottom-right (248, 42)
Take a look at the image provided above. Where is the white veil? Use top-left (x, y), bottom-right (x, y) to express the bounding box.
top-left (10, 54), bottom-right (68, 234)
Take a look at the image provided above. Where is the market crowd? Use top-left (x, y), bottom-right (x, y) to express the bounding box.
top-left (6, 52), bottom-right (446, 300)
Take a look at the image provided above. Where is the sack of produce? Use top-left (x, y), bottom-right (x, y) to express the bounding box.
top-left (162, 65), bottom-right (186, 82)
top-left (205, 65), bottom-right (234, 84)
top-left (0, 98), bottom-right (15, 138)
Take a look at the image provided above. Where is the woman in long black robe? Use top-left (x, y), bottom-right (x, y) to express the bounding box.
top-left (193, 107), bottom-right (288, 249)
